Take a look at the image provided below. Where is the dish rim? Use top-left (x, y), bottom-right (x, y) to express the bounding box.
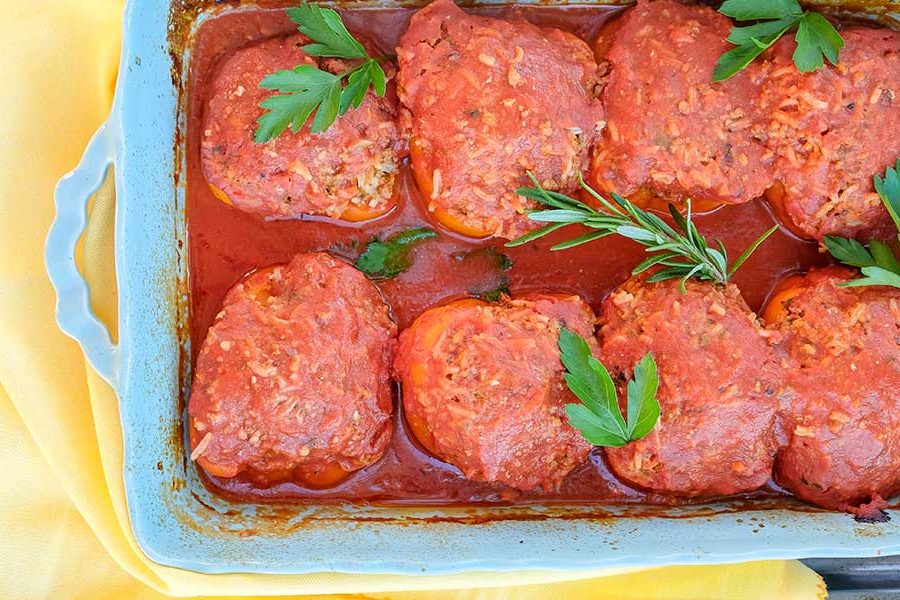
top-left (44, 0), bottom-right (900, 575)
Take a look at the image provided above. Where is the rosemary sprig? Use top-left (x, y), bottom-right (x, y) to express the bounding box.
top-left (505, 174), bottom-right (778, 291)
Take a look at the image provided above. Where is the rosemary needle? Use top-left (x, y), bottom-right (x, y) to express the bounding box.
top-left (506, 173), bottom-right (778, 292)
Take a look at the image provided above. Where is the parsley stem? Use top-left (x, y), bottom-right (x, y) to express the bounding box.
top-left (338, 59), bottom-right (375, 79)
top-left (337, 54), bottom-right (394, 78)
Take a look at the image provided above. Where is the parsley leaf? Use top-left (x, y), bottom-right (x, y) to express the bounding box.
top-left (719, 0), bottom-right (803, 21)
top-left (626, 354), bottom-right (661, 441)
top-left (355, 227), bottom-right (437, 279)
top-left (841, 267), bottom-right (900, 289)
top-left (793, 12), bottom-right (844, 72)
top-left (714, 0), bottom-right (843, 82)
top-left (286, 3), bottom-right (367, 59)
top-left (472, 283), bottom-right (511, 302)
top-left (452, 247), bottom-right (514, 271)
top-left (727, 17), bottom-right (797, 46)
top-left (825, 159), bottom-right (900, 289)
top-left (558, 328), bottom-right (661, 447)
top-left (824, 236), bottom-right (882, 269)
top-left (254, 2), bottom-right (388, 142)
top-left (451, 248), bottom-right (514, 302)
top-left (714, 26), bottom-right (790, 82)
top-left (824, 237), bottom-right (900, 289)
top-left (875, 158), bottom-right (900, 232)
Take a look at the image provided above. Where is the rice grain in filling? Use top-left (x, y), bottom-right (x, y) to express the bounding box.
top-left (600, 275), bottom-right (782, 497)
top-left (758, 28), bottom-right (900, 241)
top-left (590, 0), bottom-right (774, 209)
top-left (201, 34), bottom-right (404, 222)
top-left (766, 268), bottom-right (900, 511)
top-left (393, 293), bottom-right (596, 492)
top-left (396, 0), bottom-right (605, 239)
top-left (188, 252), bottom-right (397, 487)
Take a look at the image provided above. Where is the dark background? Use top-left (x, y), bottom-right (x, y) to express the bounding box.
top-left (805, 557), bottom-right (900, 598)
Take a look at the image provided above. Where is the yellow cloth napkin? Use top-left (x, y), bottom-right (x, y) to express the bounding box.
top-left (0, 0), bottom-right (828, 598)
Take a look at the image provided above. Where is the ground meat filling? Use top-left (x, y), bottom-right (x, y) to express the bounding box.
top-left (393, 294), bottom-right (596, 492)
top-left (188, 252), bottom-right (397, 487)
top-left (397, 0), bottom-right (605, 239)
top-left (758, 28), bottom-right (900, 241)
top-left (201, 34), bottom-right (403, 222)
top-left (765, 268), bottom-right (900, 511)
top-left (600, 277), bottom-right (782, 497)
top-left (590, 0), bottom-right (773, 210)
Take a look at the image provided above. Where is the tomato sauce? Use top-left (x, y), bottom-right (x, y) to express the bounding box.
top-left (186, 5), bottom-right (828, 505)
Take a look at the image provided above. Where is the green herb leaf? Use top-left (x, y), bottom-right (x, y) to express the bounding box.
top-left (452, 247), bottom-right (514, 270)
top-left (713, 30), bottom-right (787, 82)
top-left (506, 174), bottom-right (775, 287)
top-left (632, 253), bottom-right (678, 275)
top-left (625, 353), bottom-right (661, 440)
top-left (259, 64), bottom-right (338, 92)
top-left (719, 0), bottom-right (802, 21)
top-left (559, 328), bottom-right (623, 428)
top-left (451, 248), bottom-right (514, 301)
top-left (339, 67), bottom-right (371, 114)
top-left (559, 328), bottom-right (661, 448)
top-left (565, 404), bottom-right (631, 448)
top-left (727, 17), bottom-right (797, 45)
top-left (825, 159), bottom-right (900, 289)
top-left (824, 235), bottom-right (877, 268)
top-left (354, 227), bottom-right (437, 279)
top-left (528, 209), bottom-right (592, 224)
top-left (286, 3), bottom-right (367, 59)
top-left (472, 283), bottom-right (511, 302)
top-left (309, 77), bottom-right (343, 133)
top-left (728, 225), bottom-right (779, 277)
top-left (826, 236), bottom-right (900, 290)
top-left (793, 12), bottom-right (844, 72)
top-left (714, 1), bottom-right (843, 82)
top-left (255, 91), bottom-right (319, 143)
top-left (368, 60), bottom-right (387, 96)
top-left (870, 241), bottom-right (900, 273)
top-left (255, 3), bottom-right (388, 142)
top-left (841, 266), bottom-right (900, 289)
top-left (504, 222), bottom-right (568, 248)
top-left (550, 230), bottom-right (613, 251)
top-left (254, 67), bottom-right (340, 141)
top-left (875, 158), bottom-right (900, 233)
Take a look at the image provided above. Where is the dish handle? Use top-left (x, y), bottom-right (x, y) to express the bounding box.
top-left (45, 121), bottom-right (119, 387)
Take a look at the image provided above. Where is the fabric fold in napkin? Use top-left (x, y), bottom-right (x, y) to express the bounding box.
top-left (0, 0), bottom-right (826, 598)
